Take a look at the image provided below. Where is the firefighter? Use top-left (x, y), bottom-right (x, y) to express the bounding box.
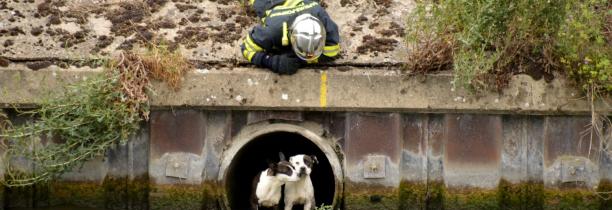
top-left (241, 0), bottom-right (341, 75)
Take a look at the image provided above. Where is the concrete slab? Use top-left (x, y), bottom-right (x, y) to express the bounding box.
top-left (400, 114), bottom-right (427, 182)
top-left (344, 113), bottom-right (402, 186)
top-left (500, 116), bottom-right (545, 183)
top-left (443, 114), bottom-right (502, 189)
top-left (0, 66), bottom-right (609, 115)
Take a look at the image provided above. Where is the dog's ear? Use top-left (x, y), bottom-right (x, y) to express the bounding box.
top-left (279, 152), bottom-right (286, 161)
top-left (311, 155), bottom-right (319, 165)
top-left (267, 163), bottom-right (277, 176)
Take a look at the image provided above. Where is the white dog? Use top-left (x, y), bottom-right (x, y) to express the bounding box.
top-left (284, 154), bottom-right (318, 210)
top-left (251, 153), bottom-right (300, 210)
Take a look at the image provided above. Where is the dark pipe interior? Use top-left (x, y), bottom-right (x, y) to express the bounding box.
top-left (226, 132), bottom-right (335, 210)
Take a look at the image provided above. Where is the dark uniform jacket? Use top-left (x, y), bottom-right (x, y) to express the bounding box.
top-left (241, 0), bottom-right (341, 66)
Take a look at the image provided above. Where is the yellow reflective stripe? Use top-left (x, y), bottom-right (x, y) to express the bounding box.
top-left (242, 49), bottom-right (249, 59)
top-left (242, 49), bottom-right (256, 62)
top-left (247, 51), bottom-right (256, 61)
top-left (282, 22), bottom-right (289, 46)
top-left (323, 44), bottom-right (340, 57)
top-left (280, 0), bottom-right (300, 7)
top-left (288, 0), bottom-right (302, 7)
top-left (307, 58), bottom-right (318, 64)
top-left (323, 51), bottom-right (338, 57)
top-left (324, 44), bottom-right (340, 52)
top-left (281, 0), bottom-right (291, 6)
top-left (244, 35), bottom-right (263, 52)
top-left (249, 0), bottom-right (255, 5)
top-left (269, 2), bottom-right (317, 17)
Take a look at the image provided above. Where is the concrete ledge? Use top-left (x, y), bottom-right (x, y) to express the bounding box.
top-left (0, 67), bottom-right (609, 115)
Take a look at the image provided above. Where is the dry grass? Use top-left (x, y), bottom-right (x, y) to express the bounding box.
top-left (141, 44), bottom-right (192, 90)
top-left (405, 37), bottom-right (454, 75)
top-left (110, 52), bottom-right (151, 119)
top-left (108, 44), bottom-right (192, 119)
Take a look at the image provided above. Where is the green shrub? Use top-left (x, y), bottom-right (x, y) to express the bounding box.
top-left (556, 0), bottom-right (611, 94)
top-left (0, 47), bottom-right (190, 186)
top-left (407, 0), bottom-right (611, 95)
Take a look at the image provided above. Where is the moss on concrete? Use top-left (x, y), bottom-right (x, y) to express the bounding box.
top-left (497, 179), bottom-right (544, 210)
top-left (201, 181), bottom-right (222, 209)
top-left (399, 181), bottom-right (445, 210)
top-left (103, 176), bottom-right (128, 210)
top-left (5, 184), bottom-right (34, 208)
top-left (544, 188), bottom-right (600, 210)
top-left (444, 187), bottom-right (498, 210)
top-left (395, 179), bottom-right (607, 210)
top-left (150, 183), bottom-right (218, 210)
top-left (425, 181), bottom-right (446, 210)
top-left (49, 181), bottom-right (105, 208)
top-left (128, 175), bottom-right (150, 210)
top-left (399, 181), bottom-right (427, 210)
top-left (344, 182), bottom-right (399, 210)
top-left (597, 180), bottom-right (612, 210)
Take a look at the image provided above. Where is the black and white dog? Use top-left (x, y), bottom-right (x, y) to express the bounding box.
top-left (251, 153), bottom-right (300, 210)
top-left (284, 154), bottom-right (318, 210)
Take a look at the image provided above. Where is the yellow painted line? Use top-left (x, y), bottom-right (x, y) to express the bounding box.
top-left (320, 71), bottom-right (327, 107)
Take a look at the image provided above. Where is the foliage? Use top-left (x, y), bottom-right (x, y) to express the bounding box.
top-left (556, 0), bottom-right (611, 94)
top-left (1, 69), bottom-right (143, 186)
top-left (0, 46), bottom-right (190, 187)
top-left (315, 204), bottom-right (334, 210)
top-left (141, 44), bottom-right (192, 90)
top-left (406, 0), bottom-right (611, 94)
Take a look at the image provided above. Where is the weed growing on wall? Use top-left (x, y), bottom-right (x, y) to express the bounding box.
top-left (315, 204), bottom-right (334, 210)
top-left (142, 44), bottom-right (192, 90)
top-left (557, 1), bottom-right (611, 94)
top-left (1, 69), bottom-right (143, 186)
top-left (0, 46), bottom-right (191, 187)
top-left (406, 0), bottom-right (611, 95)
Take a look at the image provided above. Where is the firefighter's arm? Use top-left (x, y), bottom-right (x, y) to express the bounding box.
top-left (318, 8), bottom-right (340, 58)
top-left (241, 26), bottom-right (300, 74)
top-left (241, 26), bottom-right (273, 67)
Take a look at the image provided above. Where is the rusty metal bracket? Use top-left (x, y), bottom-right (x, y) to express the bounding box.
top-left (364, 155), bottom-right (386, 179)
top-left (165, 154), bottom-right (192, 179)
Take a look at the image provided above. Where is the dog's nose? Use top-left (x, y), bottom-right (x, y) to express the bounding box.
top-left (300, 167), bottom-right (306, 172)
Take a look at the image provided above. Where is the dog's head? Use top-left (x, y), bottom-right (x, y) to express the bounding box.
top-left (289, 154), bottom-right (318, 178)
top-left (265, 152), bottom-right (299, 182)
top-left (267, 160), bottom-right (300, 182)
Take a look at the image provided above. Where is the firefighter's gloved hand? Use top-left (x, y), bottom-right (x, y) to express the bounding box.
top-left (318, 55), bottom-right (337, 63)
top-left (263, 54), bottom-right (301, 75)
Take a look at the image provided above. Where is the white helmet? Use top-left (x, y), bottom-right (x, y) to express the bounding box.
top-left (290, 13), bottom-right (326, 61)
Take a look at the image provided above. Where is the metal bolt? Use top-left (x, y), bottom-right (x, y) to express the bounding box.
top-left (369, 163), bottom-right (378, 172)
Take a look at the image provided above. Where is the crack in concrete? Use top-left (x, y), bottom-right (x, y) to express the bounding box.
top-left (2, 56), bottom-right (406, 70)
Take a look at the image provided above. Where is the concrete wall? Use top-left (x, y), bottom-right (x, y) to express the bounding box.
top-left (1, 109), bottom-right (611, 210)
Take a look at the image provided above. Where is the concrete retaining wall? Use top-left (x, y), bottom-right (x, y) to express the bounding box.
top-left (1, 67), bottom-right (609, 115)
top-left (1, 108), bottom-right (611, 209)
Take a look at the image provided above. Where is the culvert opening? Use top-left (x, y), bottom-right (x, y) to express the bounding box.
top-left (226, 132), bottom-right (335, 209)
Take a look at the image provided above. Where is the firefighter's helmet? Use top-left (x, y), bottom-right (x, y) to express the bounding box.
top-left (290, 13), bottom-right (326, 61)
